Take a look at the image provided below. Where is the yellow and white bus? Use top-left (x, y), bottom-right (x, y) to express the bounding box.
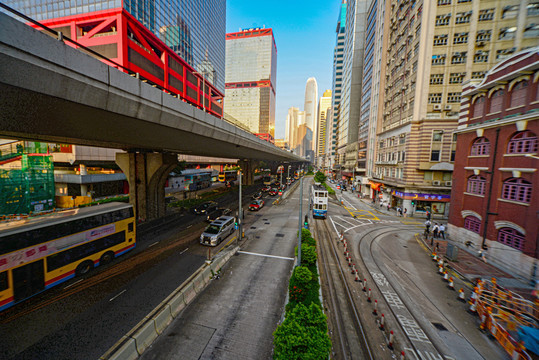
top-left (0, 202), bottom-right (135, 311)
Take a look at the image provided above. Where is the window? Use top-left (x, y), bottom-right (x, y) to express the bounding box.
top-left (449, 73), bottom-right (466, 84)
top-left (473, 96), bottom-right (485, 117)
top-left (447, 92), bottom-right (461, 103)
top-left (498, 228), bottom-right (525, 251)
top-left (434, 34), bottom-right (448, 46)
top-left (507, 131), bottom-right (538, 154)
top-left (528, 3), bottom-right (539, 16)
top-left (399, 135), bottom-right (406, 144)
top-left (464, 216), bottom-right (481, 233)
top-left (476, 30), bottom-right (492, 42)
top-left (451, 150), bottom-right (456, 161)
top-left (474, 51), bottom-right (489, 63)
top-left (467, 176), bottom-right (486, 195)
top-left (456, 12), bottom-right (472, 24)
top-left (502, 5), bottom-right (519, 19)
top-left (436, 14), bottom-right (451, 26)
top-left (499, 27), bottom-right (517, 40)
top-left (478, 9), bottom-right (495, 21)
top-left (510, 80), bottom-right (529, 107)
top-left (428, 93), bottom-right (443, 103)
top-left (502, 178), bottom-right (532, 203)
top-left (471, 137), bottom-right (490, 156)
top-left (432, 54), bottom-right (446, 65)
top-left (472, 71), bottom-right (486, 80)
top-left (453, 32), bottom-right (469, 44)
top-left (496, 48), bottom-right (516, 61)
top-left (433, 131), bottom-right (444, 141)
top-left (489, 89), bottom-right (504, 113)
top-left (524, 24), bottom-right (539, 38)
top-left (430, 73), bottom-right (444, 84)
top-left (451, 52), bottom-right (467, 64)
top-left (431, 150), bottom-right (440, 161)
top-left (0, 271), bottom-right (7, 292)
top-left (438, 0), bottom-right (451, 5)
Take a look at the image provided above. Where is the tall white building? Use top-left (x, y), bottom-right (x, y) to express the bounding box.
top-left (317, 90), bottom-right (332, 162)
top-left (286, 106), bottom-right (299, 150)
top-left (304, 77), bottom-right (319, 138)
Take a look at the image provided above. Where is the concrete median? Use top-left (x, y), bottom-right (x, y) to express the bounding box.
top-left (132, 319), bottom-right (158, 355)
top-left (169, 291), bottom-right (186, 317)
top-left (103, 336), bottom-right (138, 360)
top-left (154, 304), bottom-right (173, 334)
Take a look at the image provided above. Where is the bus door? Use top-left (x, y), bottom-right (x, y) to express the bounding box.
top-left (12, 260), bottom-right (45, 302)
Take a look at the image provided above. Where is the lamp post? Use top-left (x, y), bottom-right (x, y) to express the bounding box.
top-left (297, 175), bottom-right (303, 267)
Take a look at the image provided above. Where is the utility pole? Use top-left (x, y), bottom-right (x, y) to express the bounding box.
top-left (238, 170), bottom-right (242, 242)
top-left (297, 175), bottom-right (303, 267)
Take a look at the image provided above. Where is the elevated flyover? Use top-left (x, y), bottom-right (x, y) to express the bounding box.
top-left (0, 12), bottom-right (303, 220)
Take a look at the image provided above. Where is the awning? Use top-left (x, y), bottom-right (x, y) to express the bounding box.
top-left (369, 181), bottom-right (383, 191)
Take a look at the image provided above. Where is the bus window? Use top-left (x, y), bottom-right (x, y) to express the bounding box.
top-left (0, 271), bottom-right (8, 291)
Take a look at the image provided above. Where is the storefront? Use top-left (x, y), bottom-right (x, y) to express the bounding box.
top-left (391, 190), bottom-right (451, 217)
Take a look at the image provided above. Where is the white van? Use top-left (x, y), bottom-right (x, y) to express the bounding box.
top-left (200, 216), bottom-right (235, 246)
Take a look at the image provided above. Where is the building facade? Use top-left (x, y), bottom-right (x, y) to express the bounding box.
top-left (304, 77), bottom-right (319, 154)
top-left (6, 0), bottom-right (226, 94)
top-left (372, 0), bottom-right (539, 216)
top-left (224, 28), bottom-right (277, 137)
top-left (328, 1), bottom-right (347, 170)
top-left (317, 90), bottom-right (333, 164)
top-left (448, 48), bottom-right (538, 281)
top-left (287, 107), bottom-right (300, 151)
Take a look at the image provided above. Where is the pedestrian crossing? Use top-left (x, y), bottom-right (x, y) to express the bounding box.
top-left (330, 215), bottom-right (402, 234)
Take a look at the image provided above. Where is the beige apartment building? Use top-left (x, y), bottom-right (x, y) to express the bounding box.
top-left (373, 0), bottom-right (538, 217)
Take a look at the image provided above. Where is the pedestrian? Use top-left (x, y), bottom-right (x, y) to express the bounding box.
top-left (387, 203), bottom-right (390, 211)
top-left (404, 208), bottom-right (407, 217)
top-left (398, 207), bottom-right (403, 217)
top-left (426, 210), bottom-right (431, 221)
top-left (433, 223), bottom-right (439, 239)
top-left (439, 223), bottom-right (446, 240)
top-left (425, 219), bottom-right (431, 233)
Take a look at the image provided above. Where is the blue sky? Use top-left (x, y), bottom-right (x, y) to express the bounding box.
top-left (226, 0), bottom-right (341, 139)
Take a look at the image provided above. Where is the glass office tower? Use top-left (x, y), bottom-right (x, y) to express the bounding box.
top-left (5, 0), bottom-right (226, 93)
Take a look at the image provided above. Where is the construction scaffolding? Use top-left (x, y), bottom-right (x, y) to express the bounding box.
top-left (472, 278), bottom-right (539, 359)
top-left (0, 146), bottom-right (55, 215)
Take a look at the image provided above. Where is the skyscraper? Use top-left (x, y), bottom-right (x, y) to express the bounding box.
top-left (317, 90), bottom-right (332, 163)
top-left (304, 77), bottom-right (319, 149)
top-left (329, 1), bottom-right (347, 169)
top-left (6, 0), bottom-right (227, 94)
top-left (286, 107), bottom-right (299, 150)
top-left (337, 0), bottom-right (368, 173)
top-left (224, 28), bottom-right (277, 137)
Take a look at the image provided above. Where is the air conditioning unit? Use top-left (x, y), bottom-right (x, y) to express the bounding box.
top-left (432, 180), bottom-right (441, 186)
top-left (433, 104), bottom-right (442, 111)
top-left (444, 105), bottom-right (452, 111)
top-left (445, 181), bottom-right (452, 186)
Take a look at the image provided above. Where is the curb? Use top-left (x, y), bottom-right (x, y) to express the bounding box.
top-left (100, 246), bottom-right (239, 360)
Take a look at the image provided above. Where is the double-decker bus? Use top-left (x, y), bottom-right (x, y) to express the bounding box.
top-left (218, 170), bottom-right (237, 183)
top-left (263, 174), bottom-right (275, 185)
top-left (311, 185), bottom-right (328, 219)
top-left (0, 203), bottom-right (135, 311)
top-left (182, 169), bottom-right (212, 191)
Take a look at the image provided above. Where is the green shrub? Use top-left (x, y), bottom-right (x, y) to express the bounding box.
top-left (314, 171), bottom-right (326, 184)
top-left (321, 182), bottom-right (335, 195)
top-left (273, 303), bottom-right (331, 360)
top-left (297, 228), bottom-right (316, 246)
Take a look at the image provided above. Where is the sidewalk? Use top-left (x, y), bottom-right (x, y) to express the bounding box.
top-left (354, 195), bottom-right (536, 301)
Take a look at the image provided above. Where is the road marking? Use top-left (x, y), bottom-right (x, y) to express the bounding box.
top-left (148, 241), bottom-right (159, 248)
top-left (336, 216), bottom-right (356, 226)
top-left (237, 251), bottom-right (294, 261)
top-left (109, 289), bottom-right (127, 302)
top-left (187, 225), bottom-right (193, 229)
top-left (63, 279), bottom-right (83, 290)
top-left (180, 248), bottom-right (188, 255)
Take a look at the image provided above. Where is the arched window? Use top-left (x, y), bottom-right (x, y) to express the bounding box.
top-left (470, 137), bottom-right (490, 156)
top-left (507, 131), bottom-right (538, 154)
top-left (498, 227), bottom-right (525, 250)
top-left (464, 216), bottom-right (481, 233)
top-left (489, 89), bottom-right (504, 113)
top-left (473, 96), bottom-right (485, 117)
top-left (510, 80), bottom-right (528, 107)
top-left (502, 177), bottom-right (532, 203)
top-left (467, 176), bottom-right (486, 195)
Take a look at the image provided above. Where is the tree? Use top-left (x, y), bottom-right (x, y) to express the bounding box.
top-left (314, 171), bottom-right (326, 184)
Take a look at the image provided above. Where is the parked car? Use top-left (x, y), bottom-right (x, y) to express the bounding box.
top-left (200, 216), bottom-right (235, 246)
top-left (206, 208), bottom-right (232, 222)
top-left (249, 199), bottom-right (265, 211)
top-left (268, 188), bottom-right (278, 196)
top-left (252, 191), bottom-right (263, 200)
top-left (261, 186), bottom-right (271, 192)
top-left (192, 201), bottom-right (218, 215)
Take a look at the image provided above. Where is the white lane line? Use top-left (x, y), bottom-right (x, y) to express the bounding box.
top-left (180, 248), bottom-right (189, 255)
top-left (329, 216), bottom-right (340, 236)
top-left (148, 241), bottom-right (159, 248)
top-left (237, 251), bottom-right (294, 261)
top-left (343, 198), bottom-right (357, 210)
top-left (109, 289), bottom-right (127, 302)
top-left (187, 225), bottom-right (193, 229)
top-left (63, 279), bottom-right (83, 290)
top-left (337, 216), bottom-right (356, 226)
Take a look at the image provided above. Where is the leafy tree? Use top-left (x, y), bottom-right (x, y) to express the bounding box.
top-left (293, 266), bottom-right (312, 284)
top-left (314, 171), bottom-right (326, 184)
top-left (297, 228), bottom-right (316, 246)
top-left (273, 303), bottom-right (332, 360)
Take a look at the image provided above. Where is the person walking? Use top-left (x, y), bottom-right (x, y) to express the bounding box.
top-left (439, 223), bottom-right (446, 240)
top-left (426, 210), bottom-right (431, 221)
top-left (404, 208), bottom-right (407, 217)
top-left (432, 222), bottom-right (439, 239)
top-left (425, 219), bottom-right (431, 233)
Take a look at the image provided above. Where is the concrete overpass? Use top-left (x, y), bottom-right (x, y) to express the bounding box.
top-left (0, 12), bottom-right (304, 220)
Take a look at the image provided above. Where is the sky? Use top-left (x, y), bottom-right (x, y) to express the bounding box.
top-left (226, 0), bottom-right (342, 139)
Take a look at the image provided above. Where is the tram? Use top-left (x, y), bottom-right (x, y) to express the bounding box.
top-left (311, 184), bottom-right (328, 219)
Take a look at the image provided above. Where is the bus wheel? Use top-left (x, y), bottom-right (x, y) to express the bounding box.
top-left (100, 251), bottom-right (115, 265)
top-left (76, 260), bottom-right (94, 276)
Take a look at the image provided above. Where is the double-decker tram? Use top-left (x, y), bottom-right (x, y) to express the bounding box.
top-left (0, 202), bottom-right (136, 311)
top-left (311, 184), bottom-right (328, 219)
top-left (218, 170), bottom-right (237, 183)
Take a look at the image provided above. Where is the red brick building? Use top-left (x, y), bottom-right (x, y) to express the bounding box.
top-left (449, 48), bottom-right (539, 281)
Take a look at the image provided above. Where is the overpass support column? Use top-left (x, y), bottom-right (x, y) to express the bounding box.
top-left (116, 152), bottom-right (177, 222)
top-left (239, 160), bottom-right (258, 186)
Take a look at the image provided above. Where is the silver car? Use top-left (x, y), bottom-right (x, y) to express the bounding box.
top-left (200, 216), bottom-right (236, 246)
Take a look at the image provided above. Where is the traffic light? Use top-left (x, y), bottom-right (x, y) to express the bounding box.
top-left (411, 200), bottom-right (415, 205)
top-left (304, 214), bottom-right (309, 228)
